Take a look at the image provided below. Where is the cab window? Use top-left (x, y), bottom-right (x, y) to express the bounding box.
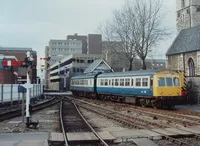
top-left (158, 77), bottom-right (165, 86)
top-left (173, 77), bottom-right (180, 86)
top-left (166, 78), bottom-right (173, 86)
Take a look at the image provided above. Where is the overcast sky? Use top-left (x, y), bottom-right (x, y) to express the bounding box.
top-left (0, 0), bottom-right (177, 63)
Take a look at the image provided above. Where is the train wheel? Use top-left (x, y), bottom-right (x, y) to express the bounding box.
top-left (140, 99), bottom-right (146, 107)
top-left (152, 101), bottom-right (162, 109)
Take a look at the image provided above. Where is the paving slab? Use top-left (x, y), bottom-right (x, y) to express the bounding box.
top-left (139, 129), bottom-right (161, 137)
top-left (49, 132), bottom-right (64, 142)
top-left (66, 132), bottom-right (98, 141)
top-left (0, 132), bottom-right (49, 141)
top-left (180, 126), bottom-right (200, 134)
top-left (133, 138), bottom-right (158, 146)
top-left (97, 131), bottom-right (116, 140)
top-left (0, 140), bottom-right (48, 146)
top-left (152, 129), bottom-right (178, 136)
top-left (110, 129), bottom-right (148, 139)
top-left (165, 128), bottom-right (192, 135)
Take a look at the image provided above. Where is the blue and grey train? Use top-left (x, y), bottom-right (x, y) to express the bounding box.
top-left (70, 69), bottom-right (187, 108)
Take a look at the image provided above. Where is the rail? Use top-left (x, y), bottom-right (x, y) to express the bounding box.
top-left (65, 96), bottom-right (109, 146)
top-left (59, 99), bottom-right (69, 146)
top-left (0, 97), bottom-right (58, 121)
top-left (74, 98), bottom-right (193, 146)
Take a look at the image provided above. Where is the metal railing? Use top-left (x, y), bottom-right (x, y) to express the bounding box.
top-left (0, 84), bottom-right (43, 104)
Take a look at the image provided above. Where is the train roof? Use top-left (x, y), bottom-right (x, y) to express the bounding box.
top-left (71, 74), bottom-right (96, 79)
top-left (98, 69), bottom-right (163, 78)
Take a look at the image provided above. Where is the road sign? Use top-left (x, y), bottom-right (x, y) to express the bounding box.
top-left (2, 60), bottom-right (22, 67)
top-left (22, 83), bottom-right (33, 89)
top-left (18, 85), bottom-right (27, 93)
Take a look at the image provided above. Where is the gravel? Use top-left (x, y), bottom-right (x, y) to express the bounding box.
top-left (0, 104), bottom-right (60, 133)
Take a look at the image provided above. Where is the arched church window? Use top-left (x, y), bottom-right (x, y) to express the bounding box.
top-left (188, 58), bottom-right (195, 76)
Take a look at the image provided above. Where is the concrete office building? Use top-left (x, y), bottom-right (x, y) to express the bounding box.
top-left (45, 39), bottom-right (82, 66)
top-left (66, 33), bottom-right (102, 55)
top-left (67, 33), bottom-right (87, 54)
top-left (47, 54), bottom-right (102, 90)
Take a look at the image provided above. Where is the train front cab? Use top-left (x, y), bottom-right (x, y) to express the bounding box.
top-left (152, 70), bottom-right (186, 108)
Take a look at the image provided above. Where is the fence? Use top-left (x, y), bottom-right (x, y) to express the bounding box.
top-left (0, 84), bottom-right (43, 103)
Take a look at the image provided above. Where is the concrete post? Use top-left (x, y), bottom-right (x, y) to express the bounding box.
top-left (22, 93), bottom-right (25, 123)
top-left (26, 72), bottom-right (30, 126)
top-left (18, 84), bottom-right (20, 104)
top-left (1, 84), bottom-right (3, 103)
top-left (10, 84), bottom-right (13, 106)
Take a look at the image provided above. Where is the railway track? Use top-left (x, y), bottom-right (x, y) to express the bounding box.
top-left (60, 97), bottom-right (109, 146)
top-left (71, 97), bottom-right (199, 146)
top-left (0, 97), bottom-right (58, 121)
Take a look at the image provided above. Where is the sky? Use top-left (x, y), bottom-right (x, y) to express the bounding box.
top-left (0, 0), bottom-right (177, 73)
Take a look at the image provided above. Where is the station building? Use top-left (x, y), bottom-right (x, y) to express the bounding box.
top-left (0, 47), bottom-right (37, 84)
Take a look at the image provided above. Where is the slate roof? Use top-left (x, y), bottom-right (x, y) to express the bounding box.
top-left (166, 24), bottom-right (200, 56)
top-left (84, 59), bottom-right (113, 74)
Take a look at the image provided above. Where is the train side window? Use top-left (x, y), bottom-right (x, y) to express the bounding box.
top-left (125, 78), bottom-right (130, 86)
top-left (112, 79), bottom-right (114, 86)
top-left (100, 79), bottom-right (104, 86)
top-left (166, 78), bottom-right (173, 86)
top-left (115, 79), bottom-right (119, 86)
top-left (142, 78), bottom-right (148, 87)
top-left (120, 79), bottom-right (124, 86)
top-left (135, 78), bottom-right (141, 87)
top-left (105, 79), bottom-right (108, 86)
top-left (173, 77), bottom-right (180, 86)
top-left (158, 77), bottom-right (165, 86)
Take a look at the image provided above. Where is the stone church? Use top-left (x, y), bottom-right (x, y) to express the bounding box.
top-left (166, 0), bottom-right (200, 77)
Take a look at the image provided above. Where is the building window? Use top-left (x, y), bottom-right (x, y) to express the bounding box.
top-left (197, 6), bottom-right (200, 12)
top-left (188, 58), bottom-right (195, 76)
top-left (187, 9), bottom-right (190, 14)
top-left (181, 0), bottom-right (185, 8)
top-left (177, 12), bottom-right (180, 17)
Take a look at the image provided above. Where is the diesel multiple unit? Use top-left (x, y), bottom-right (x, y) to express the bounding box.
top-left (70, 70), bottom-right (187, 108)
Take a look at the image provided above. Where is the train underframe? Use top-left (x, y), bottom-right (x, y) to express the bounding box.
top-left (72, 91), bottom-right (185, 109)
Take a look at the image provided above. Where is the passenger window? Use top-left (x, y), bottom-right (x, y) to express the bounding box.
top-left (136, 78), bottom-right (141, 87)
top-left (105, 79), bottom-right (108, 86)
top-left (173, 77), bottom-right (180, 86)
top-left (112, 79), bottom-right (114, 86)
top-left (142, 78), bottom-right (148, 87)
top-left (166, 78), bottom-right (173, 86)
top-left (100, 79), bottom-right (104, 86)
top-left (115, 79), bottom-right (119, 86)
top-left (125, 78), bottom-right (130, 86)
top-left (120, 79), bottom-right (124, 86)
top-left (158, 77), bottom-right (165, 87)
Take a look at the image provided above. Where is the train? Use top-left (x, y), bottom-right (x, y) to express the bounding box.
top-left (70, 69), bottom-right (187, 108)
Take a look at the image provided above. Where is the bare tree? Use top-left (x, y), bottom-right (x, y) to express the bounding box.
top-left (100, 0), bottom-right (169, 70)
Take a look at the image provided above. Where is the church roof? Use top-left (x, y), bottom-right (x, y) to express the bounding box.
top-left (166, 24), bottom-right (200, 56)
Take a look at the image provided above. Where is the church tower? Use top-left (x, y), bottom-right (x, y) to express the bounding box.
top-left (176, 0), bottom-right (200, 32)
